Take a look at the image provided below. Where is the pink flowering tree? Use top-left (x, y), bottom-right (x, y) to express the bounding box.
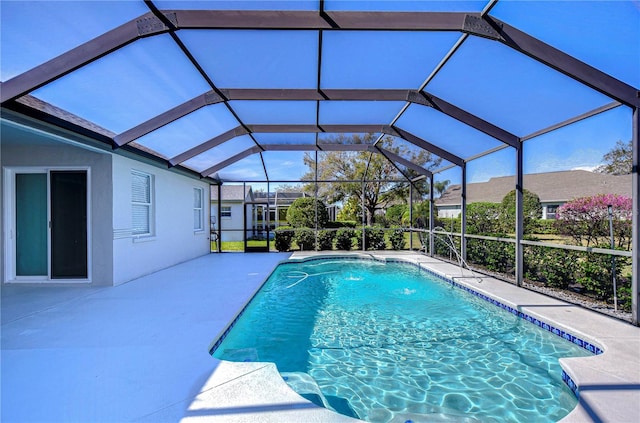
top-left (555, 194), bottom-right (632, 249)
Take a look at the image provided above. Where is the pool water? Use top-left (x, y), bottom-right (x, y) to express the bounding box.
top-left (212, 259), bottom-right (593, 422)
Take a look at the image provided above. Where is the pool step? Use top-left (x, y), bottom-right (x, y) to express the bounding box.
top-left (280, 372), bottom-right (332, 410)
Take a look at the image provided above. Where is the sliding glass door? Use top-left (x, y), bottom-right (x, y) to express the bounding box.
top-left (9, 169), bottom-right (88, 281)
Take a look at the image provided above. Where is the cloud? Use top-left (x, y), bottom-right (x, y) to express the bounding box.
top-left (571, 165), bottom-right (598, 172)
top-left (525, 148), bottom-right (604, 174)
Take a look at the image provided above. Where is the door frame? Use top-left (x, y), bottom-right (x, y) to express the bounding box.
top-left (243, 201), bottom-right (270, 252)
top-left (3, 166), bottom-right (92, 283)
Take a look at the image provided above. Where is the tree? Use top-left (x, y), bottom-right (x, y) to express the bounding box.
top-left (302, 134), bottom-right (441, 225)
top-left (336, 196), bottom-right (361, 222)
top-left (401, 200), bottom-right (434, 227)
top-left (433, 180), bottom-right (451, 197)
top-left (555, 194), bottom-right (632, 249)
top-left (465, 202), bottom-right (503, 235)
top-left (385, 204), bottom-right (407, 226)
top-left (595, 140), bottom-right (632, 175)
top-left (286, 197), bottom-right (329, 228)
top-left (500, 189), bottom-right (542, 234)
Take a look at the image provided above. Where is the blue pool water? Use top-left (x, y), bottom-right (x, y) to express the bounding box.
top-left (212, 258), bottom-right (594, 422)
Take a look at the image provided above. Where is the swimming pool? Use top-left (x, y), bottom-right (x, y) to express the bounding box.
top-left (211, 257), bottom-right (595, 422)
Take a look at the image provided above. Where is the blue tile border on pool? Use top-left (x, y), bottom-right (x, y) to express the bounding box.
top-left (562, 370), bottom-right (580, 399)
top-left (406, 260), bottom-right (603, 356)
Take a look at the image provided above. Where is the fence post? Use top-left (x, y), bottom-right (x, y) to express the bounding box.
top-left (430, 176), bottom-right (435, 257)
top-left (461, 163), bottom-right (467, 261)
top-left (631, 107), bottom-right (639, 325)
top-left (515, 143), bottom-right (524, 287)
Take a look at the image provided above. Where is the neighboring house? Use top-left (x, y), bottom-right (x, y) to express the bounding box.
top-left (2, 98), bottom-right (211, 286)
top-left (211, 185), bottom-right (254, 242)
top-left (253, 191), bottom-right (309, 228)
top-left (435, 170), bottom-right (632, 219)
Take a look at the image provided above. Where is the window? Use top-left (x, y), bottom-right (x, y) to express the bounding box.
top-left (194, 187), bottom-right (204, 231)
top-left (221, 206), bottom-right (232, 218)
top-left (131, 170), bottom-right (154, 236)
top-left (546, 205), bottom-right (558, 220)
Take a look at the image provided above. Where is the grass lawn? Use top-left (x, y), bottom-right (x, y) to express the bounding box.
top-left (212, 240), bottom-right (275, 251)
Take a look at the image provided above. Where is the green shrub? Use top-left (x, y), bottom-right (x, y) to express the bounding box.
top-left (294, 228), bottom-right (315, 251)
top-left (535, 219), bottom-right (558, 235)
top-left (433, 233), bottom-right (460, 258)
top-left (501, 189), bottom-right (542, 235)
top-left (317, 230), bottom-right (335, 251)
top-left (325, 220), bottom-right (358, 229)
top-left (286, 198), bottom-right (329, 228)
top-left (274, 226), bottom-right (294, 252)
top-left (523, 245), bottom-right (578, 289)
top-left (335, 228), bottom-right (355, 250)
top-left (436, 217), bottom-right (461, 233)
top-left (355, 227), bottom-right (386, 250)
top-left (618, 284), bottom-right (632, 312)
top-left (576, 249), bottom-right (629, 300)
top-left (577, 253), bottom-right (612, 299)
top-left (466, 238), bottom-right (514, 275)
top-left (389, 227), bottom-right (406, 250)
top-left (465, 202), bottom-right (502, 235)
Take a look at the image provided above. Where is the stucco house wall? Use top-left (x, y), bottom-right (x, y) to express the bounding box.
top-left (1, 117), bottom-right (211, 287)
top-left (112, 154), bottom-right (210, 285)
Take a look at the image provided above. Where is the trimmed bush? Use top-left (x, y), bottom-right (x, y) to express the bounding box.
top-left (325, 220), bottom-right (358, 229)
top-left (317, 230), bottom-right (335, 251)
top-left (466, 237), bottom-right (514, 275)
top-left (535, 219), bottom-right (558, 235)
top-left (335, 228), bottom-right (355, 250)
top-left (465, 202), bottom-right (502, 235)
top-left (294, 228), bottom-right (315, 251)
top-left (274, 226), bottom-right (294, 252)
top-left (523, 244), bottom-right (578, 289)
top-left (501, 189), bottom-right (542, 235)
top-left (389, 227), bottom-right (406, 250)
top-left (355, 226), bottom-right (386, 250)
top-left (575, 248), bottom-right (630, 300)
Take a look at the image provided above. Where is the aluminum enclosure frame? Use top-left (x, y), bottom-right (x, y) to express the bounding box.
top-left (0, 1), bottom-right (637, 324)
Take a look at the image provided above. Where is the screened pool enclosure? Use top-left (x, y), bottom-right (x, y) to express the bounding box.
top-left (1, 1), bottom-right (638, 323)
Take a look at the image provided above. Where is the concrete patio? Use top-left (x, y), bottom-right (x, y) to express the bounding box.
top-left (2, 252), bottom-right (639, 422)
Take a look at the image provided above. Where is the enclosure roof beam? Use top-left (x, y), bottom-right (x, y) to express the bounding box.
top-left (115, 90), bottom-right (225, 147)
top-left (409, 91), bottom-right (520, 147)
top-left (485, 15), bottom-right (640, 108)
top-left (169, 126), bottom-right (249, 167)
top-left (376, 147), bottom-right (433, 178)
top-left (392, 127), bottom-right (464, 167)
top-left (171, 123), bottom-right (460, 169)
top-left (144, 1), bottom-right (264, 155)
top-left (521, 101), bottom-right (622, 142)
top-left (169, 10), bottom-right (470, 31)
top-left (115, 88), bottom-right (518, 148)
top-left (0, 12), bottom-right (165, 104)
top-left (201, 145), bottom-right (261, 177)
top-left (198, 142), bottom-right (431, 176)
top-left (4, 9), bottom-right (637, 112)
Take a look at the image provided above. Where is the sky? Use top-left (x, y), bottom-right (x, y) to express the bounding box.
top-left (1, 0), bottom-right (638, 187)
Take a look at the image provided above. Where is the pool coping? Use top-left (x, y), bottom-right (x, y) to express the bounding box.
top-left (207, 251), bottom-right (640, 423)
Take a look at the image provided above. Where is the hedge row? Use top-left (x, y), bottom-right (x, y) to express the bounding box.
top-left (433, 236), bottom-right (631, 311)
top-left (274, 226), bottom-right (406, 252)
